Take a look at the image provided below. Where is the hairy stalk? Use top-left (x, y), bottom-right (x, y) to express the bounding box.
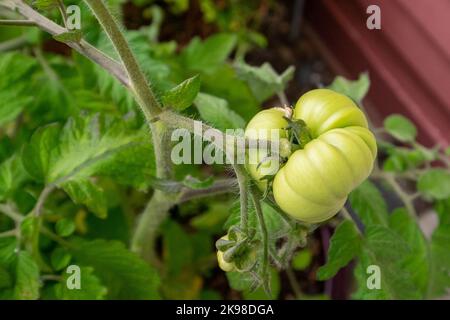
top-left (178, 179), bottom-right (236, 203)
top-left (83, 0), bottom-right (160, 119)
top-left (233, 164), bottom-right (249, 233)
top-left (83, 0), bottom-right (177, 263)
top-left (130, 190), bottom-right (173, 267)
top-left (158, 110), bottom-right (273, 151)
top-left (250, 187), bottom-right (270, 292)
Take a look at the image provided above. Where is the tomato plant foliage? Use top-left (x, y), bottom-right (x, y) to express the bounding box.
top-left (0, 0), bottom-right (449, 300)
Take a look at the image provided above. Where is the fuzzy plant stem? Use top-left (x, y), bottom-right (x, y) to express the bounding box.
top-left (83, 0), bottom-right (176, 263)
top-left (250, 187), bottom-right (270, 292)
top-left (83, 0), bottom-right (160, 119)
top-left (233, 164), bottom-right (249, 233)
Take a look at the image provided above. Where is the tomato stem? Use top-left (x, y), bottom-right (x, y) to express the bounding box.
top-left (250, 187), bottom-right (270, 294)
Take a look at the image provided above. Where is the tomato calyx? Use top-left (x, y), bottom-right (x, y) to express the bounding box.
top-left (284, 117), bottom-right (313, 149)
top-left (216, 227), bottom-right (259, 272)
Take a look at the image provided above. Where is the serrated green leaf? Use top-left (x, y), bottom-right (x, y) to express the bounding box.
top-left (384, 114), bottom-right (417, 142)
top-left (53, 266), bottom-right (107, 300)
top-left (162, 75), bottom-right (201, 111)
top-left (349, 180), bottom-right (389, 227)
top-left (69, 239), bottom-right (160, 299)
top-left (0, 53), bottom-right (36, 126)
top-left (0, 154), bottom-right (29, 201)
top-left (194, 92), bottom-right (245, 131)
top-left (327, 73), bottom-right (370, 103)
top-left (417, 169), bottom-right (450, 200)
top-left (317, 221), bottom-right (361, 280)
top-left (62, 179), bottom-right (108, 219)
top-left (182, 33), bottom-right (237, 72)
top-left (0, 91), bottom-right (31, 126)
top-left (201, 65), bottom-right (259, 121)
top-left (389, 208), bottom-right (429, 296)
top-left (22, 114), bottom-right (155, 189)
top-left (53, 30), bottom-right (83, 43)
top-left (21, 123), bottom-right (60, 182)
top-left (235, 62), bottom-right (295, 103)
top-left (0, 237), bottom-right (17, 266)
top-left (13, 251), bottom-right (40, 300)
top-left (445, 147), bottom-right (450, 156)
top-left (353, 226), bottom-right (420, 299)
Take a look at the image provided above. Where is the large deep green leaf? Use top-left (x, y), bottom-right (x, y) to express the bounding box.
top-left (0, 53), bottom-right (36, 126)
top-left (182, 33), bottom-right (237, 72)
top-left (384, 114), bottom-right (417, 142)
top-left (349, 180), bottom-right (389, 227)
top-left (328, 73), bottom-right (370, 104)
top-left (22, 114), bottom-right (155, 185)
top-left (52, 266), bottom-right (107, 300)
top-left (69, 239), bottom-right (160, 299)
top-left (417, 169), bottom-right (450, 200)
top-left (353, 226), bottom-right (420, 299)
top-left (12, 252), bottom-right (40, 300)
top-left (62, 179), bottom-right (108, 219)
top-left (235, 62), bottom-right (294, 103)
top-left (194, 93), bottom-right (245, 131)
top-left (389, 208), bottom-right (429, 296)
top-left (201, 65), bottom-right (259, 121)
top-left (162, 75), bottom-right (201, 111)
top-left (0, 154), bottom-right (29, 201)
top-left (317, 220), bottom-right (361, 280)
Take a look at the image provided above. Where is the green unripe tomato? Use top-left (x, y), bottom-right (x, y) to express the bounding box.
top-left (244, 108), bottom-right (289, 189)
top-left (279, 138), bottom-right (292, 158)
top-left (245, 89), bottom-right (377, 223)
top-left (216, 235), bottom-right (235, 272)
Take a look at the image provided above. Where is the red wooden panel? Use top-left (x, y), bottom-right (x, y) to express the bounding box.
top-left (305, 0), bottom-right (450, 147)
